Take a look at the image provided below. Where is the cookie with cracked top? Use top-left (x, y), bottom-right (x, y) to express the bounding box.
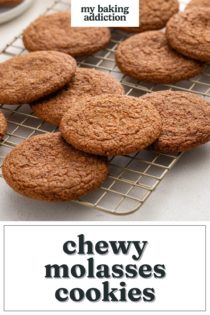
top-left (186, 0), bottom-right (210, 9)
top-left (0, 112), bottom-right (7, 140)
top-left (60, 95), bottom-right (162, 156)
top-left (166, 8), bottom-right (210, 61)
top-left (23, 11), bottom-right (111, 57)
top-left (118, 0), bottom-right (179, 33)
top-left (2, 132), bottom-right (108, 201)
top-left (116, 31), bottom-right (203, 83)
top-left (31, 68), bottom-right (125, 126)
top-left (142, 91), bottom-right (210, 153)
top-left (0, 51), bottom-right (76, 105)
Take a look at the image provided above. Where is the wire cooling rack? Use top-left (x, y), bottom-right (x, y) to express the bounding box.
top-left (0, 0), bottom-right (210, 215)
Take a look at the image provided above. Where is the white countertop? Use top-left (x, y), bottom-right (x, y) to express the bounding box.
top-left (0, 0), bottom-right (209, 221)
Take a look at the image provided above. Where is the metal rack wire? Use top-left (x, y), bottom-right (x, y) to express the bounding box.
top-left (0, 0), bottom-right (209, 215)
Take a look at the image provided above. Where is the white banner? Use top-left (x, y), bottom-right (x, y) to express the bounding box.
top-left (0, 223), bottom-right (206, 313)
top-left (71, 0), bottom-right (140, 27)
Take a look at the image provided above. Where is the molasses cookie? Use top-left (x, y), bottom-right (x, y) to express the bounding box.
top-left (0, 0), bottom-right (23, 5)
top-left (142, 91), bottom-right (210, 153)
top-left (119, 0), bottom-right (179, 33)
top-left (186, 0), bottom-right (210, 9)
top-left (2, 132), bottom-right (108, 201)
top-left (116, 31), bottom-right (203, 83)
top-left (60, 95), bottom-right (162, 156)
top-left (31, 68), bottom-right (124, 126)
top-left (166, 8), bottom-right (210, 61)
top-left (0, 112), bottom-right (7, 140)
top-left (0, 51), bottom-right (76, 105)
top-left (23, 11), bottom-right (111, 57)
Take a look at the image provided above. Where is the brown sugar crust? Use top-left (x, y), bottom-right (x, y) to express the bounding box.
top-left (115, 31), bottom-right (203, 84)
top-left (2, 132), bottom-right (108, 201)
top-left (60, 95), bottom-right (162, 156)
top-left (0, 112), bottom-right (7, 140)
top-left (166, 8), bottom-right (210, 61)
top-left (0, 0), bottom-right (23, 5)
top-left (142, 91), bottom-right (210, 153)
top-left (0, 51), bottom-right (76, 105)
top-left (118, 0), bottom-right (179, 33)
top-left (31, 68), bottom-right (125, 126)
top-left (23, 11), bottom-right (111, 57)
top-left (186, 0), bottom-right (210, 9)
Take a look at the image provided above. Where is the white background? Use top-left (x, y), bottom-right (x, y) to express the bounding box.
top-left (2, 223), bottom-right (206, 312)
top-left (0, 2), bottom-right (209, 314)
top-left (0, 0), bottom-right (210, 222)
top-left (71, 0), bottom-right (139, 27)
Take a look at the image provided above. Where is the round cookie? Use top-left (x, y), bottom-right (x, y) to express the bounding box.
top-left (31, 68), bottom-right (125, 126)
top-left (116, 31), bottom-right (203, 84)
top-left (0, 51), bottom-right (76, 105)
top-left (23, 11), bottom-right (111, 57)
top-left (0, 0), bottom-right (23, 5)
top-left (166, 8), bottom-right (210, 62)
top-left (2, 132), bottom-right (108, 201)
top-left (119, 0), bottom-right (179, 33)
top-left (186, 0), bottom-right (210, 9)
top-left (60, 95), bottom-right (162, 156)
top-left (142, 91), bottom-right (210, 153)
top-left (0, 112), bottom-right (7, 140)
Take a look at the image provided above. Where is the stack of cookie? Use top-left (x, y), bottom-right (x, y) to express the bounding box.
top-left (2, 86), bottom-right (210, 202)
top-left (0, 52), bottom-right (164, 201)
top-left (0, 49), bottom-right (125, 201)
top-left (59, 92), bottom-right (210, 156)
top-left (1, 0), bottom-right (210, 203)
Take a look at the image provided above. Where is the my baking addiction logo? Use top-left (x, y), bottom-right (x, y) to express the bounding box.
top-left (80, 4), bottom-right (130, 22)
top-left (71, 0), bottom-right (140, 27)
top-left (44, 234), bottom-right (166, 303)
